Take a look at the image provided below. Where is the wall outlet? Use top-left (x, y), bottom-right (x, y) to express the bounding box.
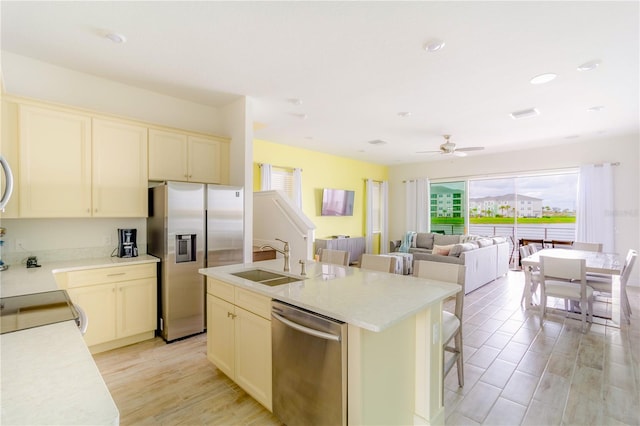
top-left (15, 239), bottom-right (26, 250)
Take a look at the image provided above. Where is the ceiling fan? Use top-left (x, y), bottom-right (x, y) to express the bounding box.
top-left (417, 135), bottom-right (485, 157)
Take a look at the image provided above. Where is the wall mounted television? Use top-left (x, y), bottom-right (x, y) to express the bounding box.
top-left (321, 188), bottom-right (355, 216)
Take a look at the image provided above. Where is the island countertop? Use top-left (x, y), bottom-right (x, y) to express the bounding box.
top-left (199, 258), bottom-right (461, 332)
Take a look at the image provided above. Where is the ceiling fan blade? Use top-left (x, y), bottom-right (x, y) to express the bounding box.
top-left (453, 151), bottom-right (467, 157)
top-left (416, 150), bottom-right (442, 154)
top-left (456, 146), bottom-right (484, 152)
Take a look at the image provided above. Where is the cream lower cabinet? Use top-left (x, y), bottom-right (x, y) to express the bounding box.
top-left (148, 128), bottom-right (223, 184)
top-left (56, 263), bottom-right (157, 353)
top-left (206, 278), bottom-right (272, 411)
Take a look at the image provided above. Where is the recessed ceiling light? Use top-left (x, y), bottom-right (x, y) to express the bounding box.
top-left (368, 139), bottom-right (387, 145)
top-left (397, 112), bottom-right (412, 118)
top-left (105, 33), bottom-right (127, 44)
top-left (565, 134), bottom-right (581, 139)
top-left (509, 108), bottom-right (539, 120)
top-left (530, 73), bottom-right (557, 84)
top-left (577, 60), bottom-right (602, 72)
top-left (288, 98), bottom-right (303, 106)
top-left (587, 105), bottom-right (605, 112)
top-left (423, 39), bottom-right (445, 52)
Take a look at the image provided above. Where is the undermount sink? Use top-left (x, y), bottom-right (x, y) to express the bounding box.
top-left (231, 269), bottom-right (305, 286)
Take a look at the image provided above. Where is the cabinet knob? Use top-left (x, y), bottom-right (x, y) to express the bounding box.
top-left (227, 312), bottom-right (236, 319)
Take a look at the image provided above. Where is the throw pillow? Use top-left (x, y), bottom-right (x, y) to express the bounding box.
top-left (448, 242), bottom-right (477, 257)
top-left (433, 244), bottom-right (454, 256)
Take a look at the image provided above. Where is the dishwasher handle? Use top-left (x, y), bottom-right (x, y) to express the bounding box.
top-left (272, 311), bottom-right (341, 342)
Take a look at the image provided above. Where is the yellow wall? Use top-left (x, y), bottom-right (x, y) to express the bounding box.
top-left (254, 139), bottom-right (388, 242)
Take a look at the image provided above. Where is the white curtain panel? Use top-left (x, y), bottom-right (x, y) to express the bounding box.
top-left (365, 179), bottom-right (374, 253)
top-left (576, 163), bottom-right (614, 252)
top-left (260, 163), bottom-right (272, 191)
top-left (293, 168), bottom-right (303, 209)
top-left (405, 180), bottom-right (417, 232)
top-left (381, 181), bottom-right (389, 254)
top-left (405, 178), bottom-right (429, 233)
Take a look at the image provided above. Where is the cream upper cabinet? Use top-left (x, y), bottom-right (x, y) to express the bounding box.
top-left (148, 128), bottom-right (222, 183)
top-left (188, 135), bottom-right (221, 183)
top-left (92, 118), bottom-right (148, 217)
top-left (18, 105), bottom-right (148, 218)
top-left (18, 105), bottom-right (92, 217)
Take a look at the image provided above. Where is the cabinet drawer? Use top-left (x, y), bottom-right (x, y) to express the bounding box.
top-left (207, 278), bottom-right (234, 303)
top-left (235, 288), bottom-right (271, 320)
top-left (66, 263), bottom-right (156, 288)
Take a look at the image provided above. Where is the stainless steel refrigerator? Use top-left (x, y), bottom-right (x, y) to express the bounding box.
top-left (147, 181), bottom-right (244, 342)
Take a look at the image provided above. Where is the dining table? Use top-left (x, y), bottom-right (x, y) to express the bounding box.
top-left (521, 248), bottom-right (624, 326)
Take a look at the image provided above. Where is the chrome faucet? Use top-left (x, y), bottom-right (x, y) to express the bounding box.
top-left (260, 238), bottom-right (290, 272)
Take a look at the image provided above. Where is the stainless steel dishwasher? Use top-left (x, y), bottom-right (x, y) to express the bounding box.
top-left (271, 300), bottom-right (347, 426)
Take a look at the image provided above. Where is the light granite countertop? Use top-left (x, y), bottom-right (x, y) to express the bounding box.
top-left (199, 258), bottom-right (461, 332)
top-left (0, 254), bottom-right (159, 297)
top-left (0, 255), bottom-right (159, 425)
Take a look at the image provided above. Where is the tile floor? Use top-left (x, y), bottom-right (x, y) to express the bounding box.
top-left (443, 271), bottom-right (640, 425)
top-left (94, 270), bottom-right (640, 425)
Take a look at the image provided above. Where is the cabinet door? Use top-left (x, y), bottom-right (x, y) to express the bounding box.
top-left (148, 129), bottom-right (188, 181)
top-left (188, 136), bottom-right (221, 183)
top-left (117, 277), bottom-right (157, 338)
top-left (235, 307), bottom-right (272, 410)
top-left (67, 284), bottom-right (117, 346)
top-left (207, 294), bottom-right (235, 378)
top-left (19, 105), bottom-right (92, 217)
top-left (92, 118), bottom-right (148, 217)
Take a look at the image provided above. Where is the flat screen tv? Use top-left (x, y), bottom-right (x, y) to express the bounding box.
top-left (321, 188), bottom-right (355, 216)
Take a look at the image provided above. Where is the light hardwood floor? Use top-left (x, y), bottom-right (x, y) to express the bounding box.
top-left (93, 271), bottom-right (640, 425)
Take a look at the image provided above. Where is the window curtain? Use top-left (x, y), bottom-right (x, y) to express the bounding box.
top-left (380, 181), bottom-right (389, 254)
top-left (293, 167), bottom-right (302, 209)
top-left (404, 178), bottom-right (429, 233)
top-left (260, 163), bottom-right (272, 191)
top-left (576, 163), bottom-right (614, 252)
top-left (365, 179), bottom-right (374, 253)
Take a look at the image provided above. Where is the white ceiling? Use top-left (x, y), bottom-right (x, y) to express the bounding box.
top-left (1, 1), bottom-right (638, 165)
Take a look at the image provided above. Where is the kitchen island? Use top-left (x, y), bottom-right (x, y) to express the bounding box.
top-left (199, 258), bottom-right (461, 425)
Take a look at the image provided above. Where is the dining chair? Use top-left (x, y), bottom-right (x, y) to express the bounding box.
top-left (521, 238), bottom-right (544, 252)
top-left (519, 245), bottom-right (541, 306)
top-left (320, 249), bottom-right (350, 266)
top-left (551, 240), bottom-right (573, 248)
top-left (359, 254), bottom-right (396, 273)
top-left (414, 260), bottom-right (465, 388)
top-left (539, 255), bottom-right (594, 332)
top-left (572, 241), bottom-right (603, 252)
top-left (586, 249), bottom-right (637, 324)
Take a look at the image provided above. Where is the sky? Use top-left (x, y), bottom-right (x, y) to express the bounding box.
top-left (468, 172), bottom-right (579, 210)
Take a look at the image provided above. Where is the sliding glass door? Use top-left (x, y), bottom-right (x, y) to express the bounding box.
top-left (430, 181), bottom-right (466, 235)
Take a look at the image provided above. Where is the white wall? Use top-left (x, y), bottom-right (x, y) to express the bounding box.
top-left (0, 52), bottom-right (253, 266)
top-left (388, 135), bottom-right (640, 285)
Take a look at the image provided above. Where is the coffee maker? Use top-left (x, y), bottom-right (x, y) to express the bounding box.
top-left (117, 228), bottom-right (138, 258)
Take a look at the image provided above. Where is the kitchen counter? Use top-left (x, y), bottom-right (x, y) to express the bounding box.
top-left (200, 258), bottom-right (462, 425)
top-left (0, 254), bottom-right (159, 297)
top-left (199, 258), bottom-right (461, 332)
top-left (1, 321), bottom-right (119, 425)
top-left (0, 255), bottom-right (159, 425)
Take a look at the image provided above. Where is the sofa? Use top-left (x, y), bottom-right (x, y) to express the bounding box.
top-left (390, 232), bottom-right (510, 294)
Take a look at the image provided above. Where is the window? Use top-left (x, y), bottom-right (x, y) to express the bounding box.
top-left (270, 167), bottom-right (294, 200)
top-left (429, 181), bottom-right (466, 234)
